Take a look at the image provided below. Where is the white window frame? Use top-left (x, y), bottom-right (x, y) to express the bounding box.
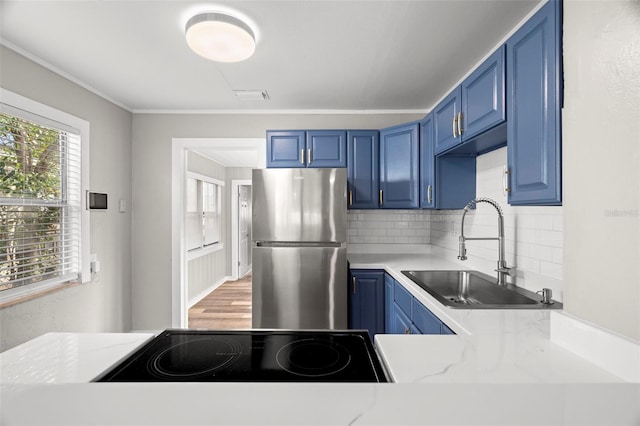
top-left (0, 88), bottom-right (90, 305)
top-left (185, 171), bottom-right (224, 261)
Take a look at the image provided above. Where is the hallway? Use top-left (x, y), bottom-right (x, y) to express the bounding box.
top-left (188, 274), bottom-right (252, 329)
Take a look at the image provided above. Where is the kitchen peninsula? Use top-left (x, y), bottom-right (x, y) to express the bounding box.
top-left (2, 246), bottom-right (638, 425)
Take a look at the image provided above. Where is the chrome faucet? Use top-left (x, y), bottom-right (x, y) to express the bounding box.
top-left (458, 197), bottom-right (512, 286)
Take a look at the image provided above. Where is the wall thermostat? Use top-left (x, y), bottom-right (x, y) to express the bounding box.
top-left (87, 192), bottom-right (108, 210)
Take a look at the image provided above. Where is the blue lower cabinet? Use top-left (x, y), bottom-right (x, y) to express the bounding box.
top-left (349, 270), bottom-right (385, 341)
top-left (411, 298), bottom-right (442, 334)
top-left (441, 324), bottom-right (455, 335)
top-left (389, 276), bottom-right (455, 335)
top-left (384, 273), bottom-right (394, 333)
top-left (390, 302), bottom-right (414, 334)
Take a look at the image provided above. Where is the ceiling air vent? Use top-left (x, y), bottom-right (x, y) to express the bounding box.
top-left (233, 90), bottom-right (270, 101)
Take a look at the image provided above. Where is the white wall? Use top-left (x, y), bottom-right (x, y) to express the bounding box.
top-left (131, 113), bottom-right (422, 330)
top-left (0, 46), bottom-right (133, 350)
top-left (562, 0), bottom-right (640, 341)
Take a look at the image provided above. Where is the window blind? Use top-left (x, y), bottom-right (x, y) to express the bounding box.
top-left (0, 112), bottom-right (83, 291)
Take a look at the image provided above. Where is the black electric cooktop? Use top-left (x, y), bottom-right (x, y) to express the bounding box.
top-left (94, 330), bottom-right (388, 383)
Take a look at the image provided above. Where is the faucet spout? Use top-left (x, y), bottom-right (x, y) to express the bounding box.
top-left (457, 197), bottom-right (513, 286)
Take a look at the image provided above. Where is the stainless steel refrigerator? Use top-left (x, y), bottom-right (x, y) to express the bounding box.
top-left (251, 168), bottom-right (347, 329)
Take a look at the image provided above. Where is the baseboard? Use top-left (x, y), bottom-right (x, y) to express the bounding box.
top-left (550, 311), bottom-right (640, 383)
top-left (188, 275), bottom-right (232, 308)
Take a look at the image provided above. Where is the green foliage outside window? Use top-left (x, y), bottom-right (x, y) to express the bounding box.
top-left (1, 113), bottom-right (65, 290)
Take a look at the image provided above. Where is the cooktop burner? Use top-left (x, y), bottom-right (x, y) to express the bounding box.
top-left (94, 330), bottom-right (387, 382)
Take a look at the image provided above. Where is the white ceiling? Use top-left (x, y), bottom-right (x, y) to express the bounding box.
top-left (0, 0), bottom-right (541, 113)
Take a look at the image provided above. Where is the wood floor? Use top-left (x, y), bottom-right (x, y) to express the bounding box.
top-left (188, 273), bottom-right (252, 329)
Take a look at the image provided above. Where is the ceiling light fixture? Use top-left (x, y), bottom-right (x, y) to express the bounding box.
top-left (185, 12), bottom-right (256, 63)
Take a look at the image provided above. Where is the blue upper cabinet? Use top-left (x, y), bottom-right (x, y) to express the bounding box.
top-left (266, 130), bottom-right (346, 168)
top-left (434, 46), bottom-right (507, 156)
top-left (379, 122), bottom-right (420, 209)
top-left (419, 114), bottom-right (435, 209)
top-left (306, 130), bottom-right (347, 168)
top-left (433, 88), bottom-right (462, 154)
top-left (266, 131), bottom-right (306, 168)
top-left (506, 0), bottom-right (562, 205)
top-left (461, 46), bottom-right (506, 142)
top-left (347, 130), bottom-right (379, 209)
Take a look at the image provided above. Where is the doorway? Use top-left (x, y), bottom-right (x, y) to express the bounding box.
top-left (171, 138), bottom-right (265, 328)
top-left (238, 184), bottom-right (252, 277)
top-left (232, 180), bottom-right (252, 280)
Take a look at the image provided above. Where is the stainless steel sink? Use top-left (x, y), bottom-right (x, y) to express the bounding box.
top-left (401, 270), bottom-right (562, 309)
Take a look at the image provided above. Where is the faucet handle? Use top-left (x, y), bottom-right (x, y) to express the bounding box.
top-left (495, 263), bottom-right (513, 276)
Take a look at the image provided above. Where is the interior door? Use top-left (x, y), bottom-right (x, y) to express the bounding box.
top-left (238, 185), bottom-right (252, 277)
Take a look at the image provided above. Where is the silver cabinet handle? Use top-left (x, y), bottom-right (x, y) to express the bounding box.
top-left (379, 190), bottom-right (383, 206)
top-left (503, 166), bottom-right (512, 194)
top-left (452, 115), bottom-right (457, 138)
top-left (457, 111), bottom-right (463, 136)
top-left (349, 190), bottom-right (353, 206)
top-left (427, 184), bottom-right (432, 204)
top-left (300, 149), bottom-right (304, 165)
top-left (307, 148), bottom-right (312, 165)
top-left (352, 277), bottom-right (356, 294)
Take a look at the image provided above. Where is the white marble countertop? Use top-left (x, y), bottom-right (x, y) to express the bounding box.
top-left (347, 246), bottom-right (625, 384)
top-left (1, 246), bottom-right (638, 425)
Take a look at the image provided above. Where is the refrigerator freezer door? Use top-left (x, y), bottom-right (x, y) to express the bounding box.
top-left (252, 245), bottom-right (347, 329)
top-left (252, 168), bottom-right (347, 243)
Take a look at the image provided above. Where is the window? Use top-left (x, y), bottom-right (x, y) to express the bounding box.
top-left (0, 89), bottom-right (90, 304)
top-left (186, 173), bottom-right (223, 253)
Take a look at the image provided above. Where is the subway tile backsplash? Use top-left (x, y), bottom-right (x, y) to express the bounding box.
top-left (346, 147), bottom-right (564, 298)
top-left (347, 209), bottom-right (431, 244)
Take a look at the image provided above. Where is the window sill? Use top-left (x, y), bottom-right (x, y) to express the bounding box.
top-left (0, 280), bottom-right (81, 309)
top-left (186, 243), bottom-right (224, 261)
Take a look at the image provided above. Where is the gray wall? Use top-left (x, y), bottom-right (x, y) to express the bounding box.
top-left (131, 113), bottom-right (421, 330)
top-left (0, 46), bottom-right (133, 350)
top-left (562, 0), bottom-right (640, 340)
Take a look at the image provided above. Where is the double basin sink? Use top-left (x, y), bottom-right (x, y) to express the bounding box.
top-left (402, 270), bottom-right (561, 309)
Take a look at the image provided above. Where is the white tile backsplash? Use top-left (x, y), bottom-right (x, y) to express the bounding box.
top-left (347, 209), bottom-right (431, 244)
top-left (347, 147), bottom-right (564, 299)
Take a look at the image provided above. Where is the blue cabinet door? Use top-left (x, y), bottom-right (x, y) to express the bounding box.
top-left (384, 273), bottom-right (394, 333)
top-left (461, 46), bottom-right (506, 141)
top-left (347, 131), bottom-right (379, 209)
top-left (433, 88), bottom-right (462, 154)
top-left (411, 298), bottom-right (442, 334)
top-left (266, 131), bottom-right (306, 168)
top-left (435, 155), bottom-right (476, 209)
top-left (306, 130), bottom-right (347, 168)
top-left (349, 270), bottom-right (384, 341)
top-left (419, 114), bottom-right (435, 209)
top-left (506, 0), bottom-right (562, 205)
top-left (390, 302), bottom-right (413, 334)
top-left (379, 122), bottom-right (419, 209)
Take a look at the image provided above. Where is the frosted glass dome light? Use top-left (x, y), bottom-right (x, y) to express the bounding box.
top-left (185, 12), bottom-right (256, 63)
